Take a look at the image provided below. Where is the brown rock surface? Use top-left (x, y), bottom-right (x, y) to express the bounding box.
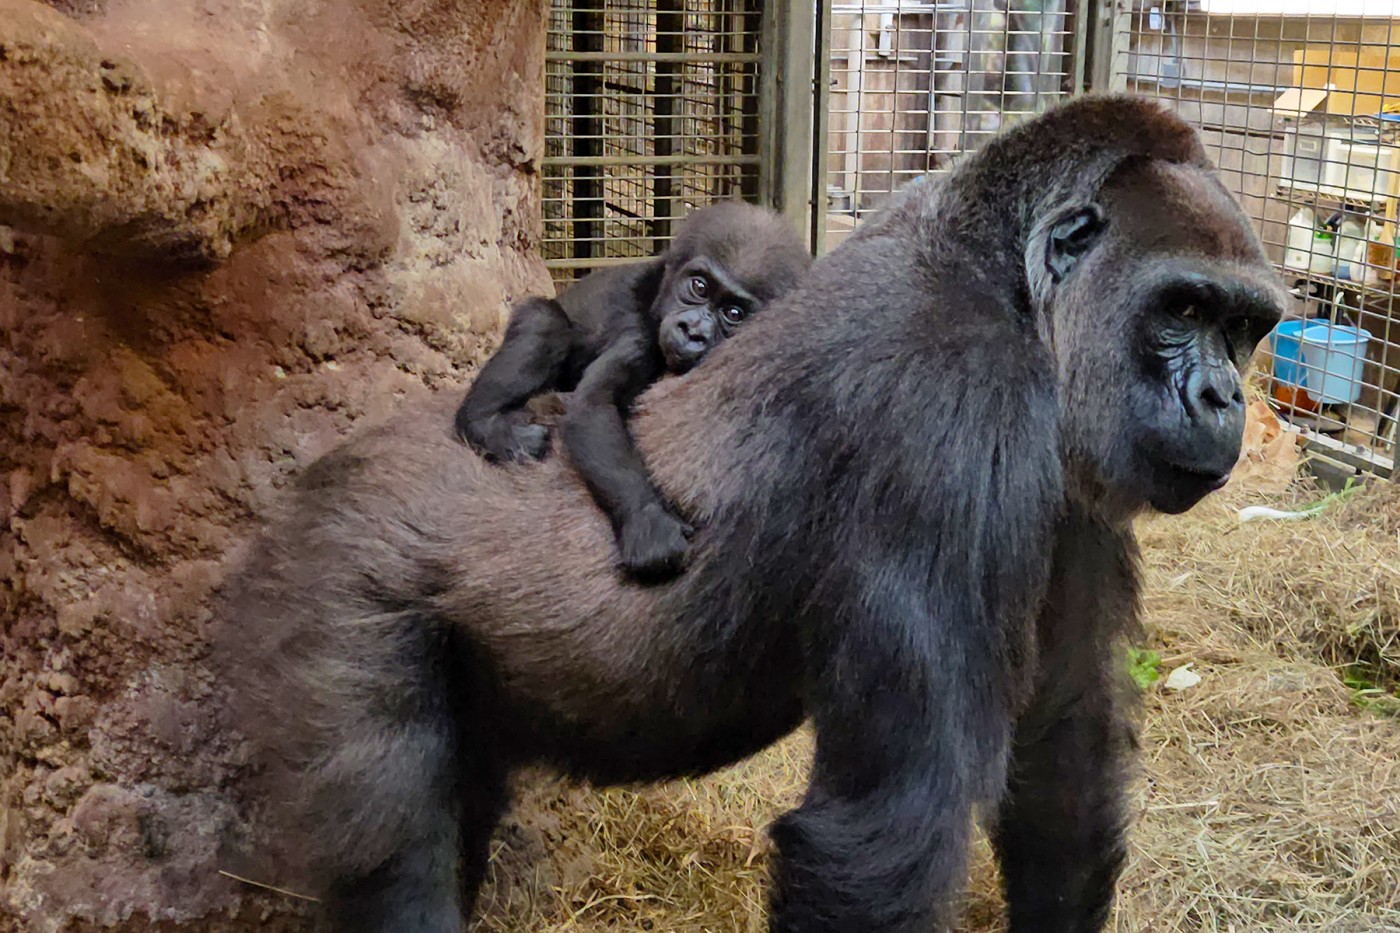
top-left (0, 0), bottom-right (549, 928)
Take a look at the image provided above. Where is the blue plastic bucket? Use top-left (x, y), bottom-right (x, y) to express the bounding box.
top-left (1270, 320), bottom-right (1311, 387)
top-left (1299, 323), bottom-right (1370, 404)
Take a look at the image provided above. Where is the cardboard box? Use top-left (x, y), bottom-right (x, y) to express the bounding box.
top-left (1275, 48), bottom-right (1400, 119)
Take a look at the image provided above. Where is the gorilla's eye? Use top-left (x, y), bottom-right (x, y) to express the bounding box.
top-left (1223, 314), bottom-right (1256, 352)
top-left (720, 304), bottom-right (746, 325)
top-left (1178, 305), bottom-right (1200, 321)
top-left (688, 276), bottom-right (710, 300)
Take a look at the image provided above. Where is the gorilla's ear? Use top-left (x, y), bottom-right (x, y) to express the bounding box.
top-left (1046, 204), bottom-right (1106, 283)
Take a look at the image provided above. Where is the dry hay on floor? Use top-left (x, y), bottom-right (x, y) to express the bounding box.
top-left (475, 469), bottom-right (1400, 932)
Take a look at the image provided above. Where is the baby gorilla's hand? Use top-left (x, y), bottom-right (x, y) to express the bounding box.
top-left (618, 502), bottom-right (694, 581)
top-left (457, 411), bottom-right (550, 464)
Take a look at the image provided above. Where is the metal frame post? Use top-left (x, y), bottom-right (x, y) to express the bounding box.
top-left (760, 0), bottom-right (817, 241)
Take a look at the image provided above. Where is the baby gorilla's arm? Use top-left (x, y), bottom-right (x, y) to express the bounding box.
top-left (559, 330), bottom-right (693, 580)
top-left (454, 297), bottom-right (576, 463)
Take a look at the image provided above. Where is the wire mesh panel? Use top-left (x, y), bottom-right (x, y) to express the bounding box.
top-left (819, 1), bottom-right (1083, 251)
top-left (543, 0), bottom-right (763, 281)
top-left (1121, 0), bottom-right (1400, 479)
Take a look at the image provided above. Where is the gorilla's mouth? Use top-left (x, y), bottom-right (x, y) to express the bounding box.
top-left (1148, 458), bottom-right (1233, 513)
top-left (1170, 462), bottom-right (1232, 489)
top-left (661, 340), bottom-right (703, 374)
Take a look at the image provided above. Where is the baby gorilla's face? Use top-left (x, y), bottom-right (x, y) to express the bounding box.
top-left (654, 257), bottom-right (756, 373)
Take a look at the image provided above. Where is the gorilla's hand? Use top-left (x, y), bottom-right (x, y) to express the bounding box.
top-left (618, 502), bottom-right (694, 580)
top-left (458, 410), bottom-right (550, 464)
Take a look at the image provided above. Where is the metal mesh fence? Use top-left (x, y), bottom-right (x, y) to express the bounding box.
top-left (819, 1), bottom-right (1082, 251)
top-left (542, 0), bottom-right (762, 281)
top-left (1123, 1), bottom-right (1400, 478)
top-left (537, 0), bottom-right (1399, 478)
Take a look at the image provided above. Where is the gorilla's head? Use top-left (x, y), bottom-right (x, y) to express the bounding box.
top-left (649, 201), bottom-right (812, 374)
top-left (1038, 157), bottom-right (1284, 515)
top-left (937, 98), bottom-right (1288, 518)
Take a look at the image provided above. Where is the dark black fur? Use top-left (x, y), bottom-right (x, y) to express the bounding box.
top-left (218, 95), bottom-right (1284, 933)
top-left (453, 201), bottom-right (810, 578)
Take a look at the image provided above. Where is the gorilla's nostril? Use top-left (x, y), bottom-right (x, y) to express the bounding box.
top-left (1199, 383), bottom-right (1234, 412)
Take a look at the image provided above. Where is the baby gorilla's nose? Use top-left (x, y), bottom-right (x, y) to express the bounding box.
top-left (677, 313), bottom-right (714, 345)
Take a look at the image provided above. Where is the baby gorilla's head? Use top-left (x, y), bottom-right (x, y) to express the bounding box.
top-left (650, 202), bottom-right (811, 373)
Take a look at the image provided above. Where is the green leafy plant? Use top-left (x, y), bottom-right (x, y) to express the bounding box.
top-left (1296, 476), bottom-right (1364, 513)
top-left (1342, 665), bottom-right (1400, 719)
top-left (1127, 646), bottom-right (1163, 691)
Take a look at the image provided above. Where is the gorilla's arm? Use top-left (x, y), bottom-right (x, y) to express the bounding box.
top-left (454, 260), bottom-right (667, 464)
top-left (454, 296), bottom-right (577, 463)
top-left (992, 514), bottom-right (1137, 931)
top-left (559, 328), bottom-right (691, 579)
top-left (765, 340), bottom-right (1065, 930)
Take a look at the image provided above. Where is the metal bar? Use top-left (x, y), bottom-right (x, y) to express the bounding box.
top-left (740, 0), bottom-right (764, 202)
top-left (758, 0), bottom-right (780, 213)
top-left (653, 0), bottom-right (683, 246)
top-left (1086, 0), bottom-right (1129, 92)
top-left (784, 0), bottom-right (817, 237)
top-left (546, 51), bottom-right (761, 63)
top-left (543, 154), bottom-right (762, 167)
top-left (812, 0), bottom-right (834, 255)
top-left (1071, 0), bottom-right (1090, 93)
top-left (545, 255), bottom-right (671, 271)
top-left (570, 3), bottom-right (603, 264)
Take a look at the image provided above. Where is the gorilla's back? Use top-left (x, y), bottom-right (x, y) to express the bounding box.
top-left (221, 387), bottom-right (806, 785)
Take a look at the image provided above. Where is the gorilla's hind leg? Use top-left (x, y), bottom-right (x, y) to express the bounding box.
top-left (310, 707), bottom-right (505, 933)
top-left (300, 624), bottom-right (509, 933)
top-left (322, 768), bottom-right (507, 933)
top-left (325, 828), bottom-right (464, 933)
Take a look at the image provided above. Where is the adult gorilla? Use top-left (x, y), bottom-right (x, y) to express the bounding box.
top-left (219, 95), bottom-right (1284, 932)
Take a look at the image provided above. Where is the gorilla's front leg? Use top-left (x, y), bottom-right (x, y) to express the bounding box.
top-left (455, 297), bottom-right (574, 463)
top-left (766, 574), bottom-right (1022, 932)
top-left (994, 699), bottom-right (1128, 933)
top-left (993, 517), bottom-right (1137, 933)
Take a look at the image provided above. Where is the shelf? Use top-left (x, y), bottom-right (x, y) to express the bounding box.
top-left (1276, 181), bottom-right (1389, 212)
top-left (1282, 267), bottom-right (1400, 304)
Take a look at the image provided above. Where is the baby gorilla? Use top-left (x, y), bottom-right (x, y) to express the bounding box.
top-left (454, 201), bottom-right (810, 578)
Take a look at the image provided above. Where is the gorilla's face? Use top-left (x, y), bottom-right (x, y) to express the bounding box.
top-left (1122, 267), bottom-right (1281, 513)
top-left (1041, 161), bottom-right (1284, 516)
top-left (653, 256), bottom-right (757, 374)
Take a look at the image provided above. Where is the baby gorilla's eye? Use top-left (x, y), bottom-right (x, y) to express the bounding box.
top-left (720, 304), bottom-right (746, 325)
top-left (688, 276), bottom-right (709, 299)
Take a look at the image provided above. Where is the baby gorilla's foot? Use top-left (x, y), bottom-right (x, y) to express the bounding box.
top-left (618, 503), bottom-right (694, 581)
top-left (457, 411), bottom-right (550, 464)
top-left (509, 421), bottom-right (550, 460)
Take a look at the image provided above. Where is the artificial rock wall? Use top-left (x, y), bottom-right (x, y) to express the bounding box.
top-left (0, 0), bottom-right (549, 927)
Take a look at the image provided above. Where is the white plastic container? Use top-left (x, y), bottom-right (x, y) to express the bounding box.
top-left (1323, 135), bottom-right (1400, 202)
top-left (1334, 214), bottom-right (1368, 280)
top-left (1280, 123), bottom-right (1328, 190)
top-left (1284, 207), bottom-right (1319, 271)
